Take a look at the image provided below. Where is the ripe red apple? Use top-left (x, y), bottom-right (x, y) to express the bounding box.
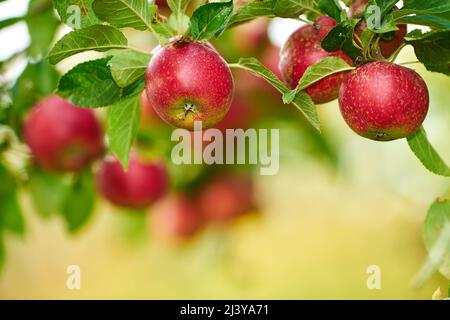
top-left (24, 95), bottom-right (103, 172)
top-left (279, 16), bottom-right (353, 104)
top-left (348, 0), bottom-right (407, 58)
top-left (150, 194), bottom-right (202, 241)
top-left (197, 174), bottom-right (255, 223)
top-left (145, 39), bottom-right (234, 130)
top-left (338, 61), bottom-right (429, 141)
top-left (96, 155), bottom-right (169, 209)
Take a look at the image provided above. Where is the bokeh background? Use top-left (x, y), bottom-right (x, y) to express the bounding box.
top-left (0, 0), bottom-right (449, 299)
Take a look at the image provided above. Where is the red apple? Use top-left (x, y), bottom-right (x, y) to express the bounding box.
top-left (96, 155), bottom-right (169, 209)
top-left (145, 39), bottom-right (234, 130)
top-left (150, 194), bottom-right (202, 241)
top-left (197, 174), bottom-right (255, 223)
top-left (348, 0), bottom-right (407, 58)
top-left (24, 95), bottom-right (103, 172)
top-left (279, 16), bottom-right (353, 104)
top-left (338, 61), bottom-right (429, 141)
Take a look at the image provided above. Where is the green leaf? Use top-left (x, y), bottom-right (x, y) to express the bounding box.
top-left (283, 57), bottom-right (353, 104)
top-left (404, 30), bottom-right (450, 76)
top-left (107, 95), bottom-right (142, 168)
top-left (397, 12), bottom-right (450, 30)
top-left (321, 18), bottom-right (362, 59)
top-left (188, 0), bottom-right (234, 41)
top-left (151, 17), bottom-right (177, 41)
top-left (58, 57), bottom-right (122, 108)
top-left (47, 24), bottom-right (128, 64)
top-left (28, 167), bottom-right (69, 218)
top-left (0, 191), bottom-right (25, 236)
top-left (167, 0), bottom-right (191, 33)
top-left (318, 0), bottom-right (344, 22)
top-left (0, 17), bottom-right (23, 30)
top-left (0, 164), bottom-right (24, 235)
top-left (53, 0), bottom-right (101, 28)
top-left (395, 0), bottom-right (450, 19)
top-left (108, 50), bottom-right (151, 88)
top-left (273, 0), bottom-right (320, 19)
top-left (227, 0), bottom-right (276, 27)
top-left (368, 13), bottom-right (399, 33)
top-left (92, 0), bottom-right (154, 31)
top-left (27, 0), bottom-right (60, 58)
top-left (61, 170), bottom-right (95, 233)
top-left (407, 126), bottom-right (450, 177)
top-left (423, 198), bottom-right (450, 279)
top-left (230, 57), bottom-right (320, 132)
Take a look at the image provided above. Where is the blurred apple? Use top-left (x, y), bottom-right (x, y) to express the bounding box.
top-left (24, 95), bottom-right (104, 172)
top-left (197, 174), bottom-right (256, 223)
top-left (150, 194), bottom-right (202, 242)
top-left (96, 155), bottom-right (169, 209)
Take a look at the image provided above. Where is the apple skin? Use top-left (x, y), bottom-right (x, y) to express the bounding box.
top-left (279, 16), bottom-right (353, 104)
top-left (197, 174), bottom-right (255, 223)
top-left (24, 95), bottom-right (104, 172)
top-left (151, 194), bottom-right (202, 241)
top-left (96, 156), bottom-right (169, 209)
top-left (349, 0), bottom-right (407, 58)
top-left (145, 40), bottom-right (234, 130)
top-left (338, 61), bottom-right (429, 141)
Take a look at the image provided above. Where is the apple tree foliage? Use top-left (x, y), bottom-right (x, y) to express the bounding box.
top-left (0, 0), bottom-right (449, 287)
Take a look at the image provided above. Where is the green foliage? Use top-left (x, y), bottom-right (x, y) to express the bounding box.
top-left (230, 58), bottom-right (320, 132)
top-left (228, 0), bottom-right (276, 27)
top-left (0, 164), bottom-right (25, 236)
top-left (61, 170), bottom-right (95, 233)
top-left (92, 0), bottom-right (155, 31)
top-left (423, 197), bottom-right (450, 279)
top-left (53, 0), bottom-right (101, 28)
top-left (48, 25), bottom-right (127, 64)
top-left (167, 0), bottom-right (191, 33)
top-left (404, 30), bottom-right (450, 75)
top-left (273, 0), bottom-right (320, 19)
top-left (58, 58), bottom-right (122, 108)
top-left (28, 167), bottom-right (69, 218)
top-left (27, 0), bottom-right (60, 58)
top-left (318, 0), bottom-right (345, 23)
top-left (109, 50), bottom-right (151, 88)
top-left (188, 0), bottom-right (234, 41)
top-left (107, 94), bottom-right (142, 169)
top-left (283, 57), bottom-right (354, 104)
top-left (394, 0), bottom-right (450, 19)
top-left (321, 18), bottom-right (362, 59)
top-left (407, 127), bottom-right (450, 177)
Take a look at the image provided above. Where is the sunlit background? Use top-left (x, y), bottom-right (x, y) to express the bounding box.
top-left (0, 0), bottom-right (449, 299)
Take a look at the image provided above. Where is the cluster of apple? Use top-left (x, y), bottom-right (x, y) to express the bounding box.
top-left (152, 1), bottom-right (426, 142)
top-left (22, 93), bottom-right (257, 241)
top-left (12, 0), bottom-right (435, 239)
